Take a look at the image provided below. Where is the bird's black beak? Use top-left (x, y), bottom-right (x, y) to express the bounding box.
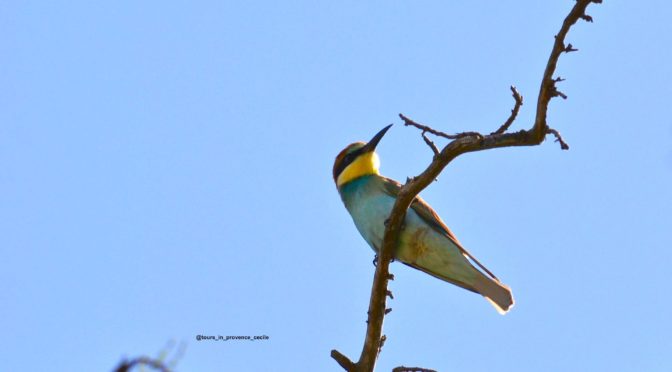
top-left (362, 124), bottom-right (392, 153)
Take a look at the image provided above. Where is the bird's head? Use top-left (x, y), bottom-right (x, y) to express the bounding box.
top-left (332, 125), bottom-right (392, 188)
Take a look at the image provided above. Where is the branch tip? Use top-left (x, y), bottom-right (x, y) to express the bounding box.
top-left (564, 43), bottom-right (578, 53)
top-left (331, 350), bottom-right (355, 371)
top-left (492, 85), bottom-right (524, 135)
top-left (400, 113), bottom-right (481, 140)
top-left (546, 128), bottom-right (570, 150)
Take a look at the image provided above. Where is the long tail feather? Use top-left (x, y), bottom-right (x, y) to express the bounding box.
top-left (471, 273), bottom-right (515, 315)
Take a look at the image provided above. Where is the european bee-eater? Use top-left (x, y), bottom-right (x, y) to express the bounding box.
top-left (333, 125), bottom-right (514, 314)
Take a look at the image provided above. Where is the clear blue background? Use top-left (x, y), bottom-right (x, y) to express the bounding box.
top-left (3, 1), bottom-right (671, 371)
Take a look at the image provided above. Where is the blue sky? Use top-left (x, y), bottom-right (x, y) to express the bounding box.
top-left (2, 1), bottom-right (671, 371)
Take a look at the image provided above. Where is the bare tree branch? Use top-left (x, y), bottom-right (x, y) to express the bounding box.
top-left (400, 113), bottom-right (481, 140)
top-left (392, 367), bottom-right (438, 372)
top-left (421, 131), bottom-right (440, 156)
top-left (114, 357), bottom-right (171, 372)
top-left (331, 350), bottom-right (356, 371)
top-left (546, 127), bottom-right (570, 150)
top-left (331, 1), bottom-right (601, 370)
top-left (532, 0), bottom-right (600, 143)
top-left (492, 86), bottom-right (524, 135)
top-left (115, 341), bottom-right (185, 372)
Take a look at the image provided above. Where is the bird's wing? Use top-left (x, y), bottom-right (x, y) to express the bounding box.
top-left (380, 177), bottom-right (500, 281)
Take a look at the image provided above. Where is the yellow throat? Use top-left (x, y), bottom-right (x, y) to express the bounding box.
top-left (336, 151), bottom-right (380, 187)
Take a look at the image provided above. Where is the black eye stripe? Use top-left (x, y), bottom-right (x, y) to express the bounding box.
top-left (333, 147), bottom-right (365, 181)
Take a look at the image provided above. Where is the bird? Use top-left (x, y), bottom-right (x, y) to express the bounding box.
top-left (333, 125), bottom-right (514, 314)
